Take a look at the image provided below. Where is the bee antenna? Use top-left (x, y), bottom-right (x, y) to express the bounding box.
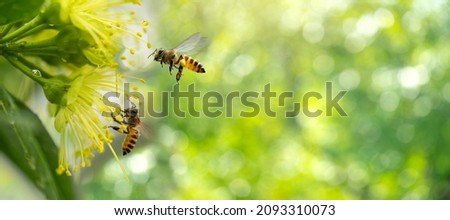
top-left (148, 49), bottom-right (158, 58)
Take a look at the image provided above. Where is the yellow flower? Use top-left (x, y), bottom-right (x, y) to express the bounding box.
top-left (58, 0), bottom-right (146, 66)
top-left (54, 65), bottom-right (126, 178)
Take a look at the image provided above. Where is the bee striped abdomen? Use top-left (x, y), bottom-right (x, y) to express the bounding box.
top-left (177, 54), bottom-right (206, 73)
top-left (122, 128), bottom-right (140, 155)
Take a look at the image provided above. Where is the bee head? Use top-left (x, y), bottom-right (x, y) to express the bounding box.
top-left (124, 103), bottom-right (139, 117)
top-left (148, 48), bottom-right (165, 61)
top-left (124, 107), bottom-right (138, 118)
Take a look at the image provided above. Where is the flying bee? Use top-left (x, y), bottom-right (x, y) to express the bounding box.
top-left (109, 103), bottom-right (141, 156)
top-left (149, 32), bottom-right (207, 83)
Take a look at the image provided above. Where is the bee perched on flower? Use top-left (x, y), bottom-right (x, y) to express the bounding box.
top-left (52, 66), bottom-right (127, 177)
top-left (0, 0), bottom-right (150, 182)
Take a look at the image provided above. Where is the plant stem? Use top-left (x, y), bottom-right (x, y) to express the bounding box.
top-left (1, 23), bottom-right (15, 37)
top-left (16, 24), bottom-right (52, 40)
top-left (0, 14), bottom-right (43, 43)
top-left (20, 38), bottom-right (57, 49)
top-left (0, 40), bottom-right (57, 52)
top-left (3, 55), bottom-right (49, 86)
top-left (12, 53), bottom-right (54, 78)
top-left (17, 51), bottom-right (61, 57)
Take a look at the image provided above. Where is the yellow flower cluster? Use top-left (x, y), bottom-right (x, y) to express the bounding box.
top-left (1, 0), bottom-right (149, 178)
top-left (54, 66), bottom-right (126, 177)
top-left (48, 0), bottom-right (150, 177)
top-left (58, 0), bottom-right (148, 67)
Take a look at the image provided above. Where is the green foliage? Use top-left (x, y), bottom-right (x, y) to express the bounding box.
top-left (0, 0), bottom-right (44, 25)
top-left (0, 86), bottom-right (75, 199)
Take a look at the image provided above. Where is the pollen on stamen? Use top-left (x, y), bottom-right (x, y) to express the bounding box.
top-left (97, 144), bottom-right (105, 153)
top-left (100, 132), bottom-right (109, 141)
top-left (114, 115), bottom-right (123, 124)
top-left (136, 32), bottom-right (143, 38)
top-left (106, 131), bottom-right (114, 138)
top-left (84, 149), bottom-right (95, 158)
top-left (142, 20), bottom-right (149, 26)
top-left (121, 56), bottom-right (127, 60)
top-left (147, 42), bottom-right (152, 48)
top-left (56, 165), bottom-right (66, 175)
top-left (87, 132), bottom-right (96, 139)
top-left (129, 49), bottom-right (135, 55)
top-left (132, 86), bottom-right (139, 91)
top-left (92, 117), bottom-right (101, 123)
top-left (100, 106), bottom-right (114, 116)
top-left (115, 115), bottom-right (124, 122)
top-left (131, 94), bottom-right (141, 100)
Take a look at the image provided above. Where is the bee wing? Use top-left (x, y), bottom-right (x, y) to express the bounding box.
top-left (138, 120), bottom-right (153, 142)
top-left (173, 32), bottom-right (208, 54)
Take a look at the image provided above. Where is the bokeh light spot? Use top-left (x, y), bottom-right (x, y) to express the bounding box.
top-left (229, 178), bottom-right (251, 197)
top-left (413, 96), bottom-right (432, 117)
top-left (303, 22), bottom-right (324, 43)
top-left (379, 91), bottom-right (400, 112)
top-left (339, 69), bottom-right (360, 90)
top-left (313, 54), bottom-right (335, 75)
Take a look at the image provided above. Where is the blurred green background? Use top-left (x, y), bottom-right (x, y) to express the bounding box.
top-left (1, 0), bottom-right (450, 199)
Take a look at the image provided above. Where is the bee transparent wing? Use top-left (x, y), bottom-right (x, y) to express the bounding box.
top-left (173, 32), bottom-right (208, 54)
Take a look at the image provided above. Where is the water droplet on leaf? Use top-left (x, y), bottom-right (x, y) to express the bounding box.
top-left (31, 69), bottom-right (42, 77)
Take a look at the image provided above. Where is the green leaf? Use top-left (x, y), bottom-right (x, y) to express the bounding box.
top-left (0, 0), bottom-right (45, 25)
top-left (0, 86), bottom-right (75, 199)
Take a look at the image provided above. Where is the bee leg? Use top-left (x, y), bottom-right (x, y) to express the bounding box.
top-left (176, 55), bottom-right (184, 64)
top-left (174, 55), bottom-right (184, 78)
top-left (176, 66), bottom-right (183, 83)
top-left (109, 126), bottom-right (123, 133)
top-left (108, 126), bottom-right (130, 134)
top-left (168, 60), bottom-right (174, 75)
